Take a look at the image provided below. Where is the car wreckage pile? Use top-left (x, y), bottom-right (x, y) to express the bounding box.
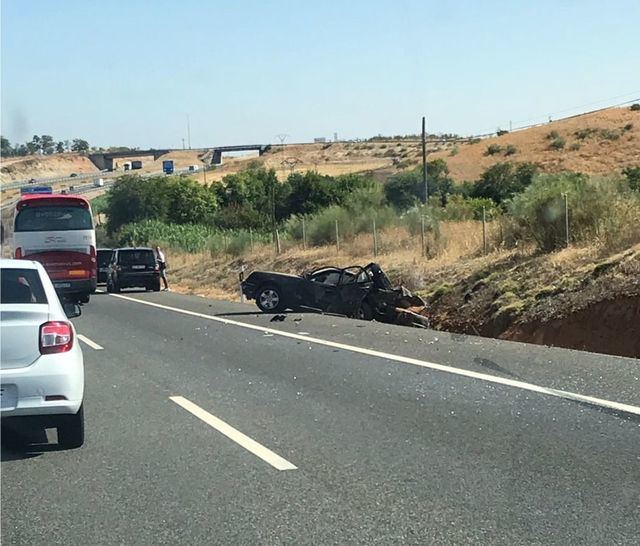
top-left (241, 263), bottom-right (430, 328)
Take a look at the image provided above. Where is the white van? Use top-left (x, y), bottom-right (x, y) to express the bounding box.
top-left (188, 165), bottom-right (199, 172)
top-left (93, 178), bottom-right (104, 188)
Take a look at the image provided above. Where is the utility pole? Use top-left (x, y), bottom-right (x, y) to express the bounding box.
top-left (421, 116), bottom-right (428, 203)
top-left (186, 115), bottom-right (191, 149)
top-left (275, 133), bottom-right (289, 148)
top-left (182, 138), bottom-right (185, 150)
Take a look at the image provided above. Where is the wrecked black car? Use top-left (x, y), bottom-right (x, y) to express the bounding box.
top-left (241, 263), bottom-right (430, 327)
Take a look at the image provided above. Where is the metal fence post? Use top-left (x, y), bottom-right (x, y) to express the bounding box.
top-left (563, 193), bottom-right (570, 247)
top-left (302, 218), bottom-right (307, 250)
top-left (482, 206), bottom-right (487, 255)
top-left (373, 219), bottom-right (378, 257)
top-left (249, 228), bottom-right (254, 252)
top-left (275, 229), bottom-right (282, 254)
top-left (335, 219), bottom-right (340, 252)
top-left (420, 216), bottom-right (426, 257)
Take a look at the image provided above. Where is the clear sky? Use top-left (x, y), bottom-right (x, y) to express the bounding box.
top-left (2, 0), bottom-right (639, 149)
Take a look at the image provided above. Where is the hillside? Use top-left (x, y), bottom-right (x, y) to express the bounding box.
top-left (3, 105), bottom-right (638, 187)
top-left (430, 106), bottom-right (640, 181)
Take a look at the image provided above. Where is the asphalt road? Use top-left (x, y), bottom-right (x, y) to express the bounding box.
top-left (2, 290), bottom-right (639, 545)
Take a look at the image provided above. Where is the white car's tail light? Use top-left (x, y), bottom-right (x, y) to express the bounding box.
top-left (15, 247), bottom-right (23, 259)
top-left (40, 321), bottom-right (74, 354)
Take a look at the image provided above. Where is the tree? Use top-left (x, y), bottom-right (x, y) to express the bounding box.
top-left (26, 135), bottom-right (41, 154)
top-left (1, 136), bottom-right (13, 156)
top-left (71, 138), bottom-right (90, 152)
top-left (470, 162), bottom-right (538, 204)
top-left (384, 159), bottom-right (454, 210)
top-left (40, 135), bottom-right (55, 154)
top-left (56, 141), bottom-right (65, 153)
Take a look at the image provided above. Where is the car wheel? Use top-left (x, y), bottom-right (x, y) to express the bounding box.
top-left (79, 293), bottom-right (90, 304)
top-left (256, 284), bottom-right (285, 313)
top-left (152, 279), bottom-right (161, 292)
top-left (356, 301), bottom-right (374, 321)
top-left (57, 404), bottom-right (84, 449)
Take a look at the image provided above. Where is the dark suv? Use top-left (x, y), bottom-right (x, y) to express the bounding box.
top-left (107, 247), bottom-right (160, 292)
top-left (97, 248), bottom-right (113, 284)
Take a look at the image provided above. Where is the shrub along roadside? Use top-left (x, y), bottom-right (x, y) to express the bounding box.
top-left (507, 173), bottom-right (640, 251)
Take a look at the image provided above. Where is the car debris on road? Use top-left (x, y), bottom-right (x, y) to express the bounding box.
top-left (241, 262), bottom-right (430, 328)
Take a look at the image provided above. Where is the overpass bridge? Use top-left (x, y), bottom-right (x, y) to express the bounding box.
top-left (88, 144), bottom-right (271, 171)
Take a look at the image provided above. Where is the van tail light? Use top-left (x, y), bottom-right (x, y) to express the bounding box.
top-left (15, 247), bottom-right (23, 259)
top-left (40, 321), bottom-right (74, 354)
top-left (90, 245), bottom-right (96, 263)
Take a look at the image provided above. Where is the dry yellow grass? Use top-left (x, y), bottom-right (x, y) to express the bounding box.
top-left (431, 106), bottom-right (640, 181)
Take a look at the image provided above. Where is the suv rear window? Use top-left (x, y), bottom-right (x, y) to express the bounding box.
top-left (118, 250), bottom-right (156, 265)
top-left (97, 250), bottom-right (113, 267)
top-left (1, 269), bottom-right (48, 304)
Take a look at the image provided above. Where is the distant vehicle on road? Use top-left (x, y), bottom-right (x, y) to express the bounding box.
top-left (20, 186), bottom-right (53, 195)
top-left (96, 248), bottom-right (113, 284)
top-left (162, 159), bottom-right (174, 174)
top-left (69, 173), bottom-right (78, 178)
top-left (188, 164), bottom-right (199, 172)
top-left (12, 193), bottom-right (97, 304)
top-left (131, 160), bottom-right (143, 170)
top-left (93, 178), bottom-right (104, 187)
top-left (242, 262), bottom-right (429, 326)
top-left (0, 258), bottom-right (85, 449)
top-left (107, 247), bottom-right (160, 293)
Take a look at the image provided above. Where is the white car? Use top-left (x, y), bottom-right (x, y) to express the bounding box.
top-left (0, 258), bottom-right (85, 448)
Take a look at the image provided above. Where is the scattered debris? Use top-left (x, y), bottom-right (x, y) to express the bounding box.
top-left (270, 314), bottom-right (286, 322)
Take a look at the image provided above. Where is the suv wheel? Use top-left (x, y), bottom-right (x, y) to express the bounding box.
top-left (57, 405), bottom-right (84, 449)
top-left (256, 284), bottom-right (285, 313)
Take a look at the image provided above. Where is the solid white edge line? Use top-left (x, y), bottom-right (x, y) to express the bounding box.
top-left (111, 293), bottom-right (640, 417)
top-left (169, 396), bottom-right (297, 471)
top-left (78, 334), bottom-right (104, 350)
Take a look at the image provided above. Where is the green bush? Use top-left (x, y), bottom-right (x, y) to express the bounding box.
top-left (630, 103), bottom-right (640, 111)
top-left (569, 142), bottom-right (581, 151)
top-left (599, 129), bottom-right (621, 141)
top-left (507, 173), bottom-right (640, 251)
top-left (549, 137), bottom-right (566, 150)
top-left (496, 129), bottom-right (509, 136)
top-left (504, 144), bottom-right (517, 156)
top-left (574, 128), bottom-right (598, 140)
top-left (485, 144), bottom-right (502, 156)
top-left (624, 123), bottom-right (634, 131)
top-left (623, 167), bottom-right (640, 191)
top-left (439, 195), bottom-right (500, 221)
top-left (470, 162), bottom-right (538, 204)
top-left (449, 146), bottom-right (459, 156)
top-left (546, 130), bottom-right (560, 140)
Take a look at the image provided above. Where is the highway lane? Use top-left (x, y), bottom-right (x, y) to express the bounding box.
top-left (1, 290), bottom-right (639, 545)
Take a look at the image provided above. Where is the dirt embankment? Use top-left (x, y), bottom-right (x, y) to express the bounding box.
top-left (504, 295), bottom-right (640, 357)
top-left (430, 106), bottom-right (640, 181)
top-left (0, 153), bottom-right (99, 183)
top-left (424, 245), bottom-right (640, 358)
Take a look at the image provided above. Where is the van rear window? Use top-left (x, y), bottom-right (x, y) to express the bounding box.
top-left (1, 269), bottom-right (48, 304)
top-left (15, 205), bottom-right (92, 232)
